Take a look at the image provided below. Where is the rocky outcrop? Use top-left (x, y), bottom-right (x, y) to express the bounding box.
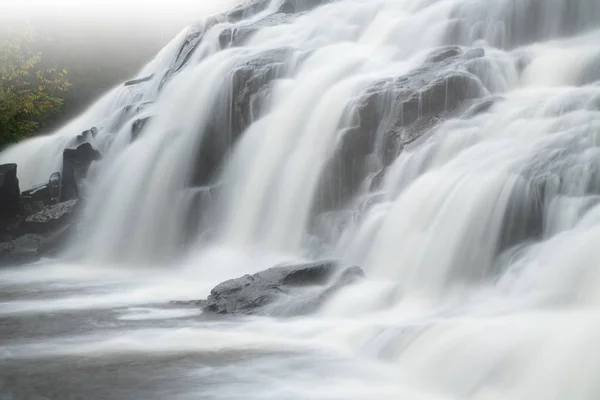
top-left (62, 143), bottom-right (102, 201)
top-left (22, 199), bottom-right (79, 234)
top-left (192, 48), bottom-right (292, 185)
top-left (0, 234), bottom-right (45, 266)
top-left (131, 117), bottom-right (152, 141)
top-left (0, 164), bottom-right (20, 222)
top-left (0, 199), bottom-right (78, 266)
top-left (124, 74), bottom-right (155, 86)
top-left (201, 261), bottom-right (364, 315)
top-left (21, 172), bottom-right (61, 208)
top-left (316, 46), bottom-right (488, 211)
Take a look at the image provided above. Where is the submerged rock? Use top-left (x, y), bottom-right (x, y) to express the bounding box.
top-left (0, 164), bottom-right (20, 222)
top-left (202, 261), bottom-right (365, 315)
top-left (0, 234), bottom-right (44, 266)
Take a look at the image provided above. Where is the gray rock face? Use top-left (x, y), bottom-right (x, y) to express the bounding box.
top-left (0, 164), bottom-right (20, 222)
top-left (0, 200), bottom-right (78, 266)
top-left (0, 234), bottom-right (44, 266)
top-left (131, 117), bottom-right (152, 141)
top-left (316, 46), bottom-right (487, 211)
top-left (62, 143), bottom-right (102, 201)
top-left (24, 200), bottom-right (79, 232)
top-left (203, 261), bottom-right (365, 315)
top-left (191, 48), bottom-right (292, 186)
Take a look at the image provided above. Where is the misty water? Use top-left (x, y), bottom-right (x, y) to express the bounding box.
top-left (2, 0), bottom-right (600, 398)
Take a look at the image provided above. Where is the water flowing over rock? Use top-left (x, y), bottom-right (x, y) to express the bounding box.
top-left (3, 0), bottom-right (600, 398)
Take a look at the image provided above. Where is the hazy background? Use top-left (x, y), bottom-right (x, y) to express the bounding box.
top-left (0, 0), bottom-right (239, 131)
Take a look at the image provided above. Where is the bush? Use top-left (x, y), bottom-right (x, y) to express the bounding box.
top-left (0, 23), bottom-right (70, 148)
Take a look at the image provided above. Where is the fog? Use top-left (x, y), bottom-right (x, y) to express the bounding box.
top-left (0, 0), bottom-right (240, 131)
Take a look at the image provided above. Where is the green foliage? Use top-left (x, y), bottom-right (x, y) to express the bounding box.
top-left (0, 23), bottom-right (71, 148)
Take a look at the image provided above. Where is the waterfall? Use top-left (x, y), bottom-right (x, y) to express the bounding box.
top-left (2, 0), bottom-right (600, 398)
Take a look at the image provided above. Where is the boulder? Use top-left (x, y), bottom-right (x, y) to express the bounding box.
top-left (62, 143), bottom-right (101, 200)
top-left (0, 199), bottom-right (79, 266)
top-left (75, 127), bottom-right (99, 144)
top-left (22, 199), bottom-right (79, 235)
top-left (203, 261), bottom-right (365, 315)
top-left (0, 164), bottom-right (20, 222)
top-left (21, 172), bottom-right (62, 208)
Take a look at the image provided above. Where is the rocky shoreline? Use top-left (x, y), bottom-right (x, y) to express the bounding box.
top-left (0, 134), bottom-right (101, 266)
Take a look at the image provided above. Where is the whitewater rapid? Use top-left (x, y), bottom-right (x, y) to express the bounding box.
top-left (2, 0), bottom-right (600, 398)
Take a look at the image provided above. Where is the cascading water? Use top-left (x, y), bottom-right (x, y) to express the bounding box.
top-left (2, 0), bottom-right (600, 398)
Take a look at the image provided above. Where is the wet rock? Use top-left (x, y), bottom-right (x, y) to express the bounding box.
top-left (75, 127), bottom-right (99, 145)
top-left (0, 164), bottom-right (20, 222)
top-left (317, 47), bottom-right (485, 210)
top-left (22, 200), bottom-right (79, 235)
top-left (124, 74), bottom-right (155, 86)
top-left (21, 172), bottom-right (62, 208)
top-left (427, 46), bottom-right (463, 63)
top-left (0, 198), bottom-right (79, 266)
top-left (192, 48), bottom-right (292, 185)
top-left (0, 221), bottom-right (75, 267)
top-left (0, 234), bottom-right (44, 266)
top-left (131, 117), bottom-right (152, 141)
top-left (62, 143), bottom-right (101, 201)
top-left (203, 261), bottom-right (365, 315)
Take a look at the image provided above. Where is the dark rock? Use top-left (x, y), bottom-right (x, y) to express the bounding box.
top-left (192, 48), bottom-right (292, 185)
top-left (22, 200), bottom-right (45, 216)
top-left (0, 198), bottom-right (79, 266)
top-left (427, 46), bottom-right (463, 63)
top-left (461, 97), bottom-right (501, 118)
top-left (75, 127), bottom-right (99, 144)
top-left (203, 261), bottom-right (365, 315)
top-left (22, 200), bottom-right (79, 235)
top-left (0, 164), bottom-right (20, 222)
top-left (0, 221), bottom-right (75, 267)
top-left (21, 172), bottom-right (62, 208)
top-left (316, 47), bottom-right (485, 211)
top-left (0, 234), bottom-right (43, 266)
top-left (131, 117), bottom-right (152, 141)
top-left (170, 299), bottom-right (207, 307)
top-left (124, 74), bottom-right (155, 86)
top-left (62, 143), bottom-right (101, 201)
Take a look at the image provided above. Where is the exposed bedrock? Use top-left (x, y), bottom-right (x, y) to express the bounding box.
top-left (191, 48), bottom-right (294, 186)
top-left (315, 46), bottom-right (488, 212)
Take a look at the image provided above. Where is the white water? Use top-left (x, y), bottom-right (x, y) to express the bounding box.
top-left (2, 0), bottom-right (600, 398)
